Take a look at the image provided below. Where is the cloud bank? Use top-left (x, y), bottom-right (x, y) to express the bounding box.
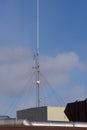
top-left (0, 47), bottom-right (86, 116)
top-left (40, 52), bottom-right (84, 85)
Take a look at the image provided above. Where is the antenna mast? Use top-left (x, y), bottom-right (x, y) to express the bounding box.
top-left (36, 0), bottom-right (40, 107)
top-left (37, 0), bottom-right (39, 54)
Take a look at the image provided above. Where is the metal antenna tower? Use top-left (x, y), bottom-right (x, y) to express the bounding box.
top-left (35, 0), bottom-right (40, 107)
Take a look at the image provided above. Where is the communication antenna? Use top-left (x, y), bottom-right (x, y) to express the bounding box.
top-left (37, 0), bottom-right (39, 54)
top-left (36, 0), bottom-right (40, 107)
top-left (33, 0), bottom-right (40, 107)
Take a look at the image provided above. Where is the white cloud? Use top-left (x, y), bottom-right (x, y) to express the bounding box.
top-left (0, 47), bottom-right (29, 63)
top-left (40, 52), bottom-right (84, 86)
top-left (41, 52), bottom-right (83, 72)
top-left (0, 48), bottom-right (86, 116)
top-left (0, 49), bottom-right (85, 96)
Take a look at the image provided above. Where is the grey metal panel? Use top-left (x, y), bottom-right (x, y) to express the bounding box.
top-left (17, 106), bottom-right (47, 121)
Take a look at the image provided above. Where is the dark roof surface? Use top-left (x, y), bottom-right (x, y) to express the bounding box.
top-left (64, 99), bottom-right (87, 122)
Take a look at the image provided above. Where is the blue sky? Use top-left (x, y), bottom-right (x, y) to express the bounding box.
top-left (0, 0), bottom-right (87, 117)
top-left (40, 0), bottom-right (87, 57)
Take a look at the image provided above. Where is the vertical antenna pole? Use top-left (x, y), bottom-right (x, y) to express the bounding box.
top-left (37, 0), bottom-right (39, 54)
top-left (36, 0), bottom-right (40, 107)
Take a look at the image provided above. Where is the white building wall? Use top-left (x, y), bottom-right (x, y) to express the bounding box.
top-left (47, 106), bottom-right (68, 121)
